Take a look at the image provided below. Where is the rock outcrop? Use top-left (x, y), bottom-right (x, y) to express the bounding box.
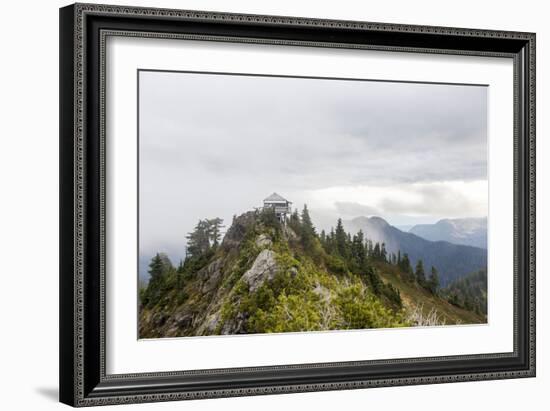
top-left (255, 233), bottom-right (272, 248)
top-left (242, 249), bottom-right (278, 292)
top-left (198, 258), bottom-right (224, 293)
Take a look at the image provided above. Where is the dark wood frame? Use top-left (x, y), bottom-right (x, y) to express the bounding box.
top-left (60, 3), bottom-right (536, 407)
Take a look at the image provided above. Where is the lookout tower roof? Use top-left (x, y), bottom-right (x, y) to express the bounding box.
top-left (263, 192), bottom-right (290, 203)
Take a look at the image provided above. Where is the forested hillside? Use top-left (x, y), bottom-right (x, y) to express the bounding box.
top-left (139, 207), bottom-right (486, 338)
top-left (441, 270), bottom-right (488, 316)
top-left (344, 216), bottom-right (487, 286)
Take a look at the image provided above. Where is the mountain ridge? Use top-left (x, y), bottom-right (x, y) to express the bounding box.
top-left (409, 217), bottom-right (487, 249)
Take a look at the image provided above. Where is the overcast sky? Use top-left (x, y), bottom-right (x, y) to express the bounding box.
top-left (139, 70), bottom-right (487, 264)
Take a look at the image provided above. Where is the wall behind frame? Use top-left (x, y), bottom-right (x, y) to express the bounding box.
top-left (0, 0), bottom-right (545, 410)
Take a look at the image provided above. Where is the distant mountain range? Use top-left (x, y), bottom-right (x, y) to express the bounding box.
top-left (409, 217), bottom-right (487, 249)
top-left (344, 216), bottom-right (487, 287)
top-left (396, 224), bottom-right (415, 233)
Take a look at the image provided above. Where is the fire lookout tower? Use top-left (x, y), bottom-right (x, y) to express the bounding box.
top-left (263, 193), bottom-right (292, 223)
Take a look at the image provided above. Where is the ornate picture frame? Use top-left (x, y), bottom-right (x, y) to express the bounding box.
top-left (59, 3), bottom-right (535, 407)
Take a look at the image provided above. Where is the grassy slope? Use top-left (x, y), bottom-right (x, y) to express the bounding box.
top-left (374, 262), bottom-right (486, 325)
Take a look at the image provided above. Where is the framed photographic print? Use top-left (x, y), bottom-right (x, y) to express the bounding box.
top-left (59, 3), bottom-right (536, 407)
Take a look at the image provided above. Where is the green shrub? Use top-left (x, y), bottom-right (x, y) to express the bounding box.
top-left (324, 254), bottom-right (347, 275)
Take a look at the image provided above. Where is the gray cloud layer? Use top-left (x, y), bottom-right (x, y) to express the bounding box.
top-left (380, 184), bottom-right (481, 216)
top-left (335, 201), bottom-right (380, 217)
top-left (139, 71), bottom-right (487, 261)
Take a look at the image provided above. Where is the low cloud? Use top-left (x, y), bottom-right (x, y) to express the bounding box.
top-left (334, 201), bottom-right (379, 217)
top-left (306, 180), bottom-right (487, 226)
top-left (378, 183), bottom-right (486, 217)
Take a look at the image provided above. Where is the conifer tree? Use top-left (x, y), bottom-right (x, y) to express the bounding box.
top-left (300, 204), bottom-right (317, 254)
top-left (320, 229), bottom-right (327, 247)
top-left (148, 253), bottom-right (165, 280)
top-left (373, 242), bottom-right (381, 260)
top-left (365, 266), bottom-right (382, 295)
top-left (335, 218), bottom-right (348, 258)
top-left (142, 253), bottom-right (172, 307)
top-left (176, 259), bottom-right (185, 289)
top-left (415, 259), bottom-right (426, 285)
top-left (381, 242), bottom-right (388, 262)
top-left (186, 220), bottom-right (210, 257)
top-left (428, 266), bottom-right (440, 294)
top-left (399, 253), bottom-right (414, 281)
top-left (366, 239), bottom-right (374, 258)
top-left (207, 217), bottom-right (224, 247)
top-left (324, 228), bottom-right (336, 255)
top-left (351, 230), bottom-right (366, 270)
top-left (177, 259), bottom-right (185, 273)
